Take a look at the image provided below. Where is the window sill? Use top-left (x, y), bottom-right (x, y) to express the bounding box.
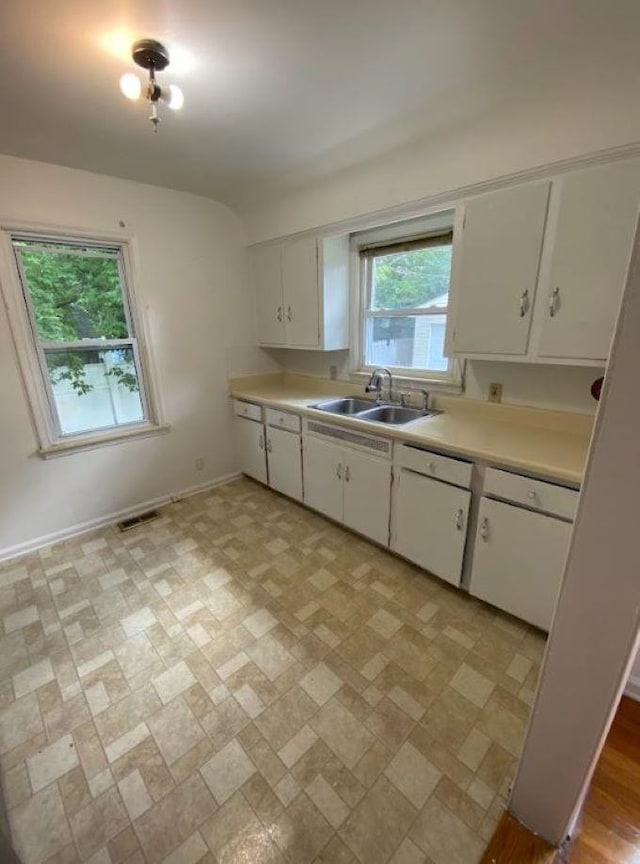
top-left (37, 423), bottom-right (171, 459)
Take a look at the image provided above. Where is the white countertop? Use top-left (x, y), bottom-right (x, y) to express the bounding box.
top-left (229, 375), bottom-right (594, 485)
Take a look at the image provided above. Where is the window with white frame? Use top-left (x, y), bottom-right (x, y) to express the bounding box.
top-left (359, 230), bottom-right (455, 378)
top-left (6, 233), bottom-right (156, 447)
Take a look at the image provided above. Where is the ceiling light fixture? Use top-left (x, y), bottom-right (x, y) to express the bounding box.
top-left (119, 39), bottom-right (184, 132)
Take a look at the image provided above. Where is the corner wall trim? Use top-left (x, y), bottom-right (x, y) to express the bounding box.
top-left (0, 472), bottom-right (242, 566)
top-left (625, 675), bottom-right (640, 703)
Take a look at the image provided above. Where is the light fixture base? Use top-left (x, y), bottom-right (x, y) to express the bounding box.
top-left (132, 39), bottom-right (170, 72)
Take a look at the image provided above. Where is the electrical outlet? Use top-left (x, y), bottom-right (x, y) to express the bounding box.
top-left (195, 458), bottom-right (205, 471)
top-left (329, 365), bottom-right (338, 381)
top-left (488, 383), bottom-right (503, 403)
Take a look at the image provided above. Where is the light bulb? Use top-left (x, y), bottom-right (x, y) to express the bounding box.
top-left (120, 73), bottom-right (142, 101)
top-left (168, 84), bottom-right (184, 110)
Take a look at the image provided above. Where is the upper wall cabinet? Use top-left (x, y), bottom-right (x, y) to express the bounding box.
top-left (536, 161), bottom-right (640, 362)
top-left (450, 182), bottom-right (550, 356)
top-left (253, 234), bottom-right (350, 350)
top-left (450, 159), bottom-right (640, 365)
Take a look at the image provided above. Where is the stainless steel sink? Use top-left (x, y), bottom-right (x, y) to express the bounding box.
top-left (311, 397), bottom-right (375, 415)
top-left (311, 397), bottom-right (439, 426)
top-left (357, 405), bottom-right (434, 425)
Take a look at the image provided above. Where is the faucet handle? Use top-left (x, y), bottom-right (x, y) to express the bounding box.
top-left (421, 389), bottom-right (431, 410)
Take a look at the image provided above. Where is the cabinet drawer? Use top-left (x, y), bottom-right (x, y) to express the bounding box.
top-left (233, 400), bottom-right (262, 422)
top-left (484, 467), bottom-right (578, 521)
top-left (397, 445), bottom-right (472, 489)
top-left (265, 407), bottom-right (301, 433)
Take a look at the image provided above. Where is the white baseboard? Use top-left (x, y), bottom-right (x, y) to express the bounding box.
top-left (0, 472), bottom-right (242, 566)
top-left (625, 675), bottom-right (640, 702)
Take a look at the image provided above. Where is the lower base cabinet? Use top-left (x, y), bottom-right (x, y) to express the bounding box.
top-left (266, 425), bottom-right (303, 501)
top-left (234, 416), bottom-right (267, 484)
top-left (393, 469), bottom-right (471, 587)
top-left (303, 433), bottom-right (391, 546)
top-left (469, 496), bottom-right (572, 630)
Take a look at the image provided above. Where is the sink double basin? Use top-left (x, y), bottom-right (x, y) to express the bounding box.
top-left (311, 397), bottom-right (439, 426)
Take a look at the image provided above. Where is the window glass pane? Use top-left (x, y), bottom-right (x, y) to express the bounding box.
top-left (370, 245), bottom-right (452, 311)
top-left (15, 242), bottom-right (129, 342)
top-left (44, 347), bottom-right (144, 435)
top-left (364, 314), bottom-right (449, 372)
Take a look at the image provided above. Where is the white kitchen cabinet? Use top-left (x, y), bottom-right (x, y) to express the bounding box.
top-left (302, 434), bottom-right (343, 522)
top-left (253, 235), bottom-right (349, 350)
top-left (234, 415), bottom-right (267, 484)
top-left (266, 425), bottom-right (303, 501)
top-left (451, 182), bottom-right (550, 356)
top-left (469, 497), bottom-right (572, 630)
top-left (282, 236), bottom-right (319, 347)
top-left (393, 469), bottom-right (471, 587)
top-left (536, 161), bottom-right (640, 362)
top-left (254, 245), bottom-right (285, 346)
top-left (342, 449), bottom-right (392, 547)
top-left (303, 428), bottom-right (391, 545)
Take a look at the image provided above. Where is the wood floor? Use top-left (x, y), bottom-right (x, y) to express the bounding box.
top-left (481, 696), bottom-right (640, 864)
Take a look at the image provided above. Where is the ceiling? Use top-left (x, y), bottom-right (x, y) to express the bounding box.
top-left (1, 1), bottom-right (640, 209)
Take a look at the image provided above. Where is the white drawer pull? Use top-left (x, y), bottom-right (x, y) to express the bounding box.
top-left (345, 466), bottom-right (351, 483)
top-left (336, 463), bottom-right (342, 479)
top-left (480, 517), bottom-right (489, 540)
top-left (455, 508), bottom-right (464, 531)
top-left (528, 490), bottom-right (537, 500)
top-left (258, 434), bottom-right (264, 450)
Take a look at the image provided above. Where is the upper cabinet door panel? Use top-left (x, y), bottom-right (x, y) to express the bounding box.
top-left (537, 161), bottom-right (640, 361)
top-left (282, 237), bottom-right (320, 347)
top-left (452, 182), bottom-right (550, 355)
top-left (254, 245), bottom-right (285, 345)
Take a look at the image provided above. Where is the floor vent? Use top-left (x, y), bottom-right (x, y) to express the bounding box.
top-left (117, 510), bottom-right (160, 532)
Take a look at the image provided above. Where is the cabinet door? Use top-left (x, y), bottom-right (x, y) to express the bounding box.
top-left (393, 470), bottom-right (470, 587)
top-left (470, 497), bottom-right (572, 630)
top-left (254, 245), bottom-right (285, 345)
top-left (282, 237), bottom-right (320, 347)
top-left (303, 435), bottom-right (343, 522)
top-left (452, 183), bottom-right (550, 355)
top-left (267, 427), bottom-right (303, 501)
top-left (537, 162), bottom-right (640, 361)
top-left (234, 417), bottom-right (267, 484)
top-left (343, 449), bottom-right (391, 547)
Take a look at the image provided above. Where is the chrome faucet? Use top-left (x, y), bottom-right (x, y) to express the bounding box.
top-left (365, 368), bottom-right (393, 404)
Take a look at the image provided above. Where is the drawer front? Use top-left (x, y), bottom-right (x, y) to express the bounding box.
top-left (484, 467), bottom-right (578, 521)
top-left (397, 445), bottom-right (472, 489)
top-left (265, 407), bottom-right (301, 433)
top-left (233, 400), bottom-right (262, 422)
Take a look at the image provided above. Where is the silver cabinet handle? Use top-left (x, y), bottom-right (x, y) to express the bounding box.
top-left (549, 286), bottom-right (560, 317)
top-left (345, 466), bottom-right (350, 483)
top-left (258, 434), bottom-right (264, 450)
top-left (336, 463), bottom-right (342, 479)
top-left (266, 439), bottom-right (272, 453)
top-left (519, 288), bottom-right (529, 318)
top-left (286, 305), bottom-right (292, 322)
top-left (276, 305), bottom-right (283, 322)
top-left (455, 508), bottom-right (464, 531)
top-left (480, 517), bottom-right (489, 540)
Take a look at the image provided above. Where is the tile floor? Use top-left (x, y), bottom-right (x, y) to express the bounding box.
top-left (0, 478), bottom-right (545, 864)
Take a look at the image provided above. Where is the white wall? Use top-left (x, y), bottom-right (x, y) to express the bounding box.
top-left (242, 91), bottom-right (640, 243)
top-left (0, 154), bottom-right (273, 559)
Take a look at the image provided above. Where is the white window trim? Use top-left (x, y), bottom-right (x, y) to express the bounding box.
top-left (0, 226), bottom-right (168, 457)
top-left (350, 225), bottom-right (463, 390)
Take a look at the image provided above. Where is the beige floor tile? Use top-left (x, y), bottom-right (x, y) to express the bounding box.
top-left (69, 786), bottom-right (130, 861)
top-left (306, 774), bottom-right (350, 828)
top-left (457, 727), bottom-right (492, 772)
top-left (152, 660), bottom-right (197, 704)
top-left (148, 696), bottom-right (205, 764)
top-left (13, 657), bottom-right (55, 698)
top-left (201, 789), bottom-right (282, 863)
top-left (118, 768), bottom-right (153, 821)
top-left (273, 792), bottom-right (333, 863)
top-left (340, 775), bottom-right (417, 864)
top-left (233, 683), bottom-right (265, 718)
top-left (247, 634), bottom-right (296, 682)
top-left (384, 741), bottom-right (441, 809)
top-left (105, 722), bottom-right (151, 764)
top-left (450, 664), bottom-right (495, 709)
top-left (311, 699), bottom-right (375, 769)
top-left (162, 830), bottom-right (209, 864)
top-left (27, 733), bottom-right (79, 792)
top-left (367, 609), bottom-right (403, 639)
top-left (200, 737), bottom-right (256, 804)
top-left (278, 724), bottom-right (319, 768)
top-left (409, 796), bottom-right (484, 864)
top-left (300, 662), bottom-right (343, 706)
top-left (243, 608), bottom-right (278, 638)
top-left (0, 693), bottom-right (44, 754)
top-left (4, 604), bottom-right (40, 634)
top-left (10, 783), bottom-right (73, 864)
